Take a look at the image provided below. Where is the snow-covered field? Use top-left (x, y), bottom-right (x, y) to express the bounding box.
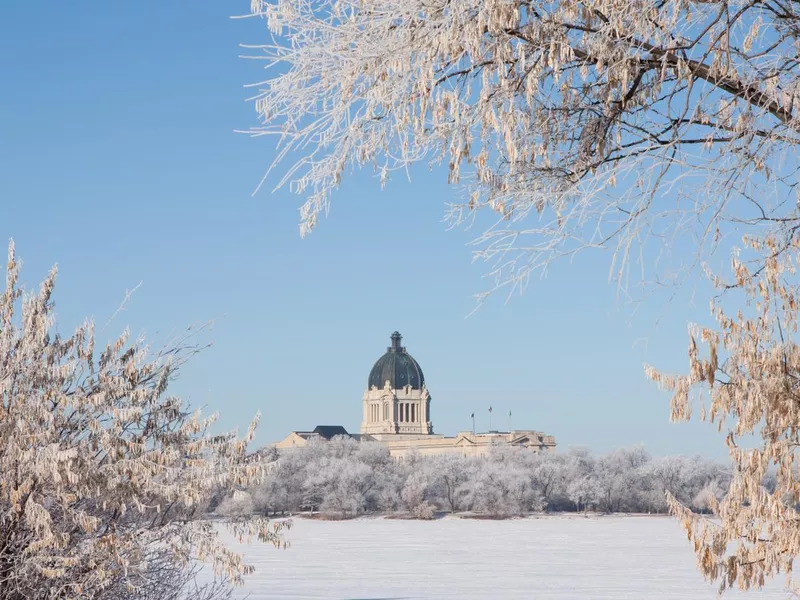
top-left (208, 515), bottom-right (792, 599)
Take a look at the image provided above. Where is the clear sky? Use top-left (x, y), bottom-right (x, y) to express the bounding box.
top-left (0, 2), bottom-right (731, 458)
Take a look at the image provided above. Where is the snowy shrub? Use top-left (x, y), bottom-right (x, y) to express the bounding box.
top-left (464, 461), bottom-right (520, 518)
top-left (375, 484), bottom-right (402, 512)
top-left (0, 243), bottom-right (286, 600)
top-left (429, 454), bottom-right (470, 513)
top-left (217, 492), bottom-right (256, 518)
top-left (319, 458), bottom-right (374, 519)
top-left (567, 476), bottom-right (602, 513)
top-left (410, 501), bottom-right (436, 520)
top-left (691, 480), bottom-right (726, 513)
top-left (401, 471), bottom-right (430, 511)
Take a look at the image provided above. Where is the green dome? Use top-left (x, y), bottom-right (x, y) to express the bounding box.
top-left (368, 332), bottom-right (425, 390)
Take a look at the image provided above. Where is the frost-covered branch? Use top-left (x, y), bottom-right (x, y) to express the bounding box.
top-left (0, 241), bottom-right (287, 600)
top-left (243, 0), bottom-right (800, 295)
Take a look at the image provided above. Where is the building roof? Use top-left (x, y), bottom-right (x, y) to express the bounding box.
top-left (368, 331), bottom-right (425, 390)
top-left (312, 425), bottom-right (350, 440)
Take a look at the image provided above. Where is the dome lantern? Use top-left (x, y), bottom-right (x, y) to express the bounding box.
top-left (389, 331), bottom-right (403, 352)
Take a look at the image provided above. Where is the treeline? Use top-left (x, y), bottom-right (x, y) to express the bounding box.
top-left (212, 437), bottom-right (744, 520)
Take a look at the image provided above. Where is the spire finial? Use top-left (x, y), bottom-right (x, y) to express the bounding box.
top-left (390, 331), bottom-right (402, 352)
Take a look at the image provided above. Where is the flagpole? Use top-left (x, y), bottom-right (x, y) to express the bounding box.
top-left (471, 413), bottom-right (475, 435)
top-left (488, 406), bottom-right (492, 431)
top-left (508, 410), bottom-right (511, 432)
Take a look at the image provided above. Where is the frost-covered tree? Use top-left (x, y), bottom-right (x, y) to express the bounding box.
top-left (216, 491), bottom-right (256, 519)
top-left (567, 476), bottom-right (602, 513)
top-left (648, 241), bottom-right (800, 594)
top-left (692, 479), bottom-right (727, 513)
top-left (243, 1), bottom-right (800, 591)
top-left (429, 454), bottom-right (470, 513)
top-left (357, 442), bottom-right (402, 512)
top-left (463, 451), bottom-right (534, 517)
top-left (244, 0), bottom-right (800, 295)
top-left (0, 243), bottom-right (286, 600)
top-left (464, 461), bottom-right (512, 518)
top-left (401, 469), bottom-right (436, 519)
top-left (318, 458), bottom-right (375, 518)
top-left (564, 447), bottom-right (596, 480)
top-left (284, 437), bottom-right (379, 519)
top-left (648, 456), bottom-right (690, 497)
top-left (529, 452), bottom-right (567, 510)
top-left (256, 446), bottom-right (309, 514)
top-left (594, 446), bottom-right (650, 512)
top-left (246, 440), bottom-right (732, 517)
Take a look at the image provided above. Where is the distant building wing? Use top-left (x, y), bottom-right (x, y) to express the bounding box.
top-left (312, 425), bottom-right (350, 440)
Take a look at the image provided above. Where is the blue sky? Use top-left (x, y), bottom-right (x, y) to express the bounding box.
top-left (0, 2), bottom-right (731, 458)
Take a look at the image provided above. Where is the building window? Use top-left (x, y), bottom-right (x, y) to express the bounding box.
top-left (411, 403), bottom-right (416, 423)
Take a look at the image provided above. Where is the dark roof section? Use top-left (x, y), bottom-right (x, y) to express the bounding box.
top-left (368, 331), bottom-right (425, 390)
top-left (312, 425), bottom-right (350, 440)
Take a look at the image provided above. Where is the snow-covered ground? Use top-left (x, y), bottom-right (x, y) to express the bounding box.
top-left (207, 515), bottom-right (792, 599)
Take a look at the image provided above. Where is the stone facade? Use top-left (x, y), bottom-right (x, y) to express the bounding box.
top-left (368, 430), bottom-right (557, 459)
top-left (274, 427), bottom-right (557, 457)
top-left (271, 331), bottom-right (557, 457)
top-left (360, 381), bottom-right (432, 436)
